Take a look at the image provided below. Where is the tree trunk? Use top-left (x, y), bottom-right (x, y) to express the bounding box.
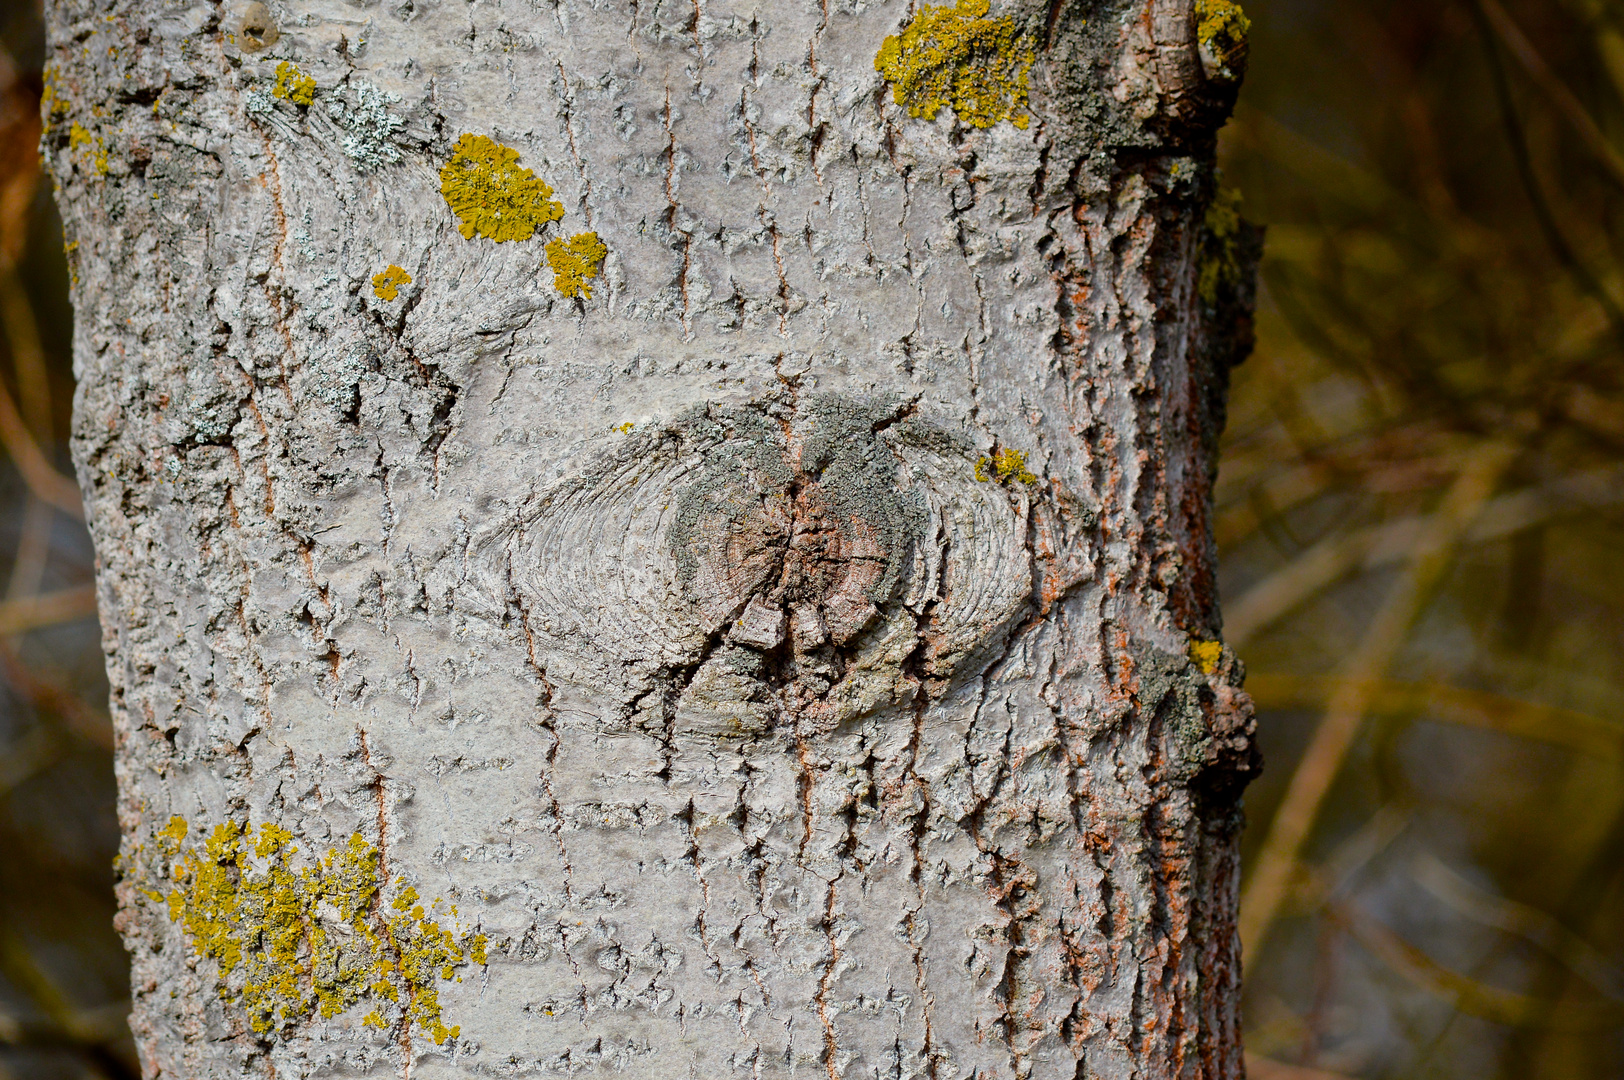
top-left (46, 0), bottom-right (1259, 1077)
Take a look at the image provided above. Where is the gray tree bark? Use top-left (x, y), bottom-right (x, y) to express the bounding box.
top-left (46, 0), bottom-right (1260, 1077)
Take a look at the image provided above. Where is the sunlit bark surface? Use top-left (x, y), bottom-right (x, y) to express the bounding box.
top-left (47, 0), bottom-right (1258, 1077)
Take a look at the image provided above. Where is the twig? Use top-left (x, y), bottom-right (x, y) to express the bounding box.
top-left (0, 264), bottom-right (51, 446)
top-left (1224, 464), bottom-right (1624, 644)
top-left (1244, 1054), bottom-right (1356, 1080)
top-left (0, 585), bottom-right (98, 635)
top-left (6, 495), bottom-right (51, 601)
top-left (1328, 896), bottom-right (1624, 1030)
top-left (1412, 852), bottom-right (1624, 1000)
top-left (0, 637), bottom-right (112, 751)
top-left (1469, 0), bottom-right (1624, 346)
top-left (1239, 443), bottom-right (1517, 958)
top-left (0, 367), bottom-right (81, 520)
top-left (1243, 673), bottom-right (1624, 761)
top-left (1475, 0), bottom-right (1624, 192)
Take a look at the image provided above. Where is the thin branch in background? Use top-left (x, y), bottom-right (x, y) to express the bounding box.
top-left (1243, 673), bottom-right (1624, 762)
top-left (1469, 0), bottom-right (1624, 349)
top-left (0, 370), bottom-right (81, 521)
top-left (6, 496), bottom-right (51, 603)
top-left (0, 638), bottom-right (109, 751)
top-left (0, 268), bottom-right (51, 448)
top-left (1474, 0), bottom-right (1624, 193)
top-left (1411, 853), bottom-right (1624, 1001)
top-left (1327, 897), bottom-right (1623, 1030)
top-left (0, 586), bottom-right (97, 638)
top-left (1223, 464), bottom-right (1624, 644)
top-left (1244, 1053), bottom-right (1358, 1080)
top-left (1239, 443), bottom-right (1518, 958)
top-left (1301, 918), bottom-right (1344, 1068)
top-left (0, 926), bottom-right (130, 1058)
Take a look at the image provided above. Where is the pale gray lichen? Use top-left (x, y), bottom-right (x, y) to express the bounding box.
top-left (188, 403), bottom-right (235, 442)
top-left (326, 82), bottom-right (405, 173)
top-left (312, 347), bottom-right (370, 412)
top-left (245, 87), bottom-right (276, 116)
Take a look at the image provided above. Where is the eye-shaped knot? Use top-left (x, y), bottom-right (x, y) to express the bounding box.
top-left (507, 396), bottom-right (1034, 731)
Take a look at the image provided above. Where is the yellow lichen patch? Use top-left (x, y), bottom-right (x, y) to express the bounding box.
top-left (976, 447), bottom-right (1038, 485)
top-left (1198, 185), bottom-right (1245, 306)
top-left (1195, 0), bottom-right (1251, 80)
top-left (545, 232), bottom-right (608, 299)
top-left (1189, 639), bottom-right (1223, 675)
top-left (271, 61), bottom-right (317, 107)
top-left (372, 264), bottom-right (412, 301)
top-left (69, 122), bottom-right (110, 176)
top-left (41, 65), bottom-right (69, 136)
top-left (874, 0), bottom-right (1036, 130)
top-left (153, 819), bottom-right (486, 1045)
top-left (439, 134), bottom-right (565, 243)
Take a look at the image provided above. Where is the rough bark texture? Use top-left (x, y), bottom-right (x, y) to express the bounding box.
top-left (46, 0), bottom-right (1260, 1077)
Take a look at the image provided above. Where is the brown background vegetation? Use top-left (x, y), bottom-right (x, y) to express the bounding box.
top-left (0, 1), bottom-right (1620, 1077)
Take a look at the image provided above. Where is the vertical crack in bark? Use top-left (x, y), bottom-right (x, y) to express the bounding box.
top-left (554, 62), bottom-right (594, 227)
top-left (814, 872), bottom-right (842, 1080)
top-left (900, 687), bottom-right (939, 1080)
top-left (739, 21), bottom-right (792, 335)
top-left (660, 86), bottom-right (692, 337)
top-left (806, 0), bottom-right (831, 187)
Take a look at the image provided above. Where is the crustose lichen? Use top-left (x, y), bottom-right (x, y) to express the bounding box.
top-left (976, 447), bottom-right (1038, 485)
top-left (545, 232), bottom-right (608, 299)
top-left (145, 817), bottom-right (485, 1046)
top-left (439, 134), bottom-right (565, 243)
top-left (1188, 639), bottom-right (1223, 675)
top-left (68, 122), bottom-right (109, 176)
top-left (372, 264), bottom-right (412, 301)
top-left (1195, 0), bottom-right (1251, 81)
top-left (271, 61), bottom-right (317, 107)
top-left (874, 0), bottom-right (1036, 131)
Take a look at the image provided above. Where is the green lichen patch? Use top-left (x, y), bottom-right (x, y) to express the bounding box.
top-left (149, 817), bottom-right (485, 1045)
top-left (439, 134), bottom-right (564, 243)
top-left (372, 264), bottom-right (412, 301)
top-left (1198, 185), bottom-right (1245, 306)
top-left (874, 0), bottom-right (1036, 130)
top-left (271, 61), bottom-right (317, 107)
top-left (545, 232), bottom-right (608, 299)
top-left (975, 447), bottom-right (1037, 485)
top-left (1195, 0), bottom-right (1251, 80)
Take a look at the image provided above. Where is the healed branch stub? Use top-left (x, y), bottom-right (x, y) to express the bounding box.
top-left (48, 0), bottom-right (1260, 1077)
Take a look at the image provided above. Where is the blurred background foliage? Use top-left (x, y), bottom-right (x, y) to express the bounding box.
top-left (0, 0), bottom-right (1620, 1077)
top-left (1223, 0), bottom-right (1624, 1076)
